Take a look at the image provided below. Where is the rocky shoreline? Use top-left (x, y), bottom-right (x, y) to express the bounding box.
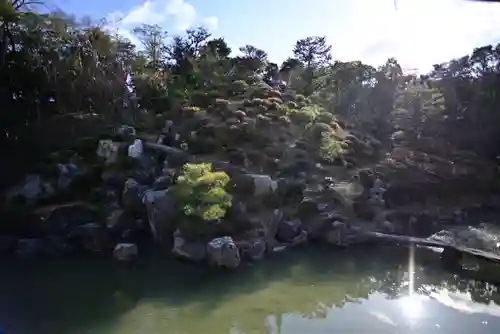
top-left (2, 119), bottom-right (500, 269)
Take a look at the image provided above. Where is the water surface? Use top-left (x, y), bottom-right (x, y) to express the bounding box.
top-left (1, 245), bottom-right (500, 333)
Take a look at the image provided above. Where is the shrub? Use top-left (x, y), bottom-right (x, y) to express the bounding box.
top-left (215, 98), bottom-right (230, 108)
top-left (170, 163), bottom-right (232, 221)
top-left (287, 101), bottom-right (298, 109)
top-left (319, 132), bottom-right (347, 162)
top-left (290, 105), bottom-right (320, 123)
top-left (316, 111), bottom-right (336, 124)
top-left (230, 80), bottom-right (249, 95)
top-left (295, 94), bottom-right (306, 103)
top-left (308, 122), bottom-right (334, 140)
top-left (182, 106), bottom-right (202, 113)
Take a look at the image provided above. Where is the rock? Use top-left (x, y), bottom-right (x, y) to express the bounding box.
top-left (96, 139), bottom-right (120, 165)
top-left (291, 230), bottom-right (308, 246)
top-left (113, 243), bottom-right (138, 262)
top-left (238, 238), bottom-right (266, 261)
top-left (262, 209), bottom-right (283, 250)
top-left (69, 223), bottom-right (109, 253)
top-left (207, 236), bottom-right (241, 269)
top-left (128, 139), bottom-right (144, 158)
top-left (34, 202), bottom-right (100, 235)
top-left (325, 221), bottom-right (349, 246)
top-left (380, 220), bottom-right (396, 233)
top-left (6, 174), bottom-right (53, 204)
top-left (106, 209), bottom-right (135, 235)
top-left (152, 175), bottom-right (173, 190)
top-left (277, 219), bottom-right (302, 243)
top-left (116, 125), bottom-right (136, 139)
top-left (16, 239), bottom-right (46, 259)
top-left (56, 163), bottom-right (79, 190)
top-left (121, 178), bottom-right (147, 212)
top-left (249, 174), bottom-right (277, 196)
top-left (171, 231), bottom-right (206, 261)
top-left (142, 189), bottom-right (174, 242)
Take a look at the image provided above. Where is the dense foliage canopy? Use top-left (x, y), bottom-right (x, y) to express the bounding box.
top-left (2, 1), bottom-right (500, 188)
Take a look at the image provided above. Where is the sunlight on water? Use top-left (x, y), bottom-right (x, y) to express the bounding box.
top-left (1, 246), bottom-right (500, 333)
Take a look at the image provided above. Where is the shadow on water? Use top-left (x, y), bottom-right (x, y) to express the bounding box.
top-left (1, 245), bottom-right (500, 333)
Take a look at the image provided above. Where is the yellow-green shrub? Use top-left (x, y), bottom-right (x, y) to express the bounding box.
top-left (170, 163), bottom-right (232, 221)
top-left (319, 132), bottom-right (347, 162)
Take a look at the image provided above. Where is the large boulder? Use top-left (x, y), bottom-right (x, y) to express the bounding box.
top-left (277, 219), bottom-right (302, 243)
top-left (171, 230), bottom-right (206, 261)
top-left (113, 243), bottom-right (138, 262)
top-left (142, 189), bottom-right (174, 243)
top-left (206, 236), bottom-right (241, 269)
top-left (237, 238), bottom-right (266, 261)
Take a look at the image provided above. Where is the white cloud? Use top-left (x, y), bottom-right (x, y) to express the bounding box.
top-left (200, 16), bottom-right (219, 31)
top-left (105, 0), bottom-right (218, 47)
top-left (329, 0), bottom-right (500, 72)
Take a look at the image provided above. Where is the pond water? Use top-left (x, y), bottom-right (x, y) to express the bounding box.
top-left (1, 245), bottom-right (500, 334)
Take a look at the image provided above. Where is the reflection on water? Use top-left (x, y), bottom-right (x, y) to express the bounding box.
top-left (1, 245), bottom-right (500, 333)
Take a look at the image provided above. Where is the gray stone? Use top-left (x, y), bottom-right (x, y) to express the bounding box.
top-left (113, 243), bottom-right (138, 262)
top-left (207, 236), bottom-right (240, 269)
top-left (142, 189), bottom-right (174, 242)
top-left (171, 231), bottom-right (206, 261)
top-left (277, 219), bottom-right (302, 243)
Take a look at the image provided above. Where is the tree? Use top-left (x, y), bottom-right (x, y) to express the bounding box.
top-left (132, 24), bottom-right (167, 70)
top-left (237, 44), bottom-right (268, 75)
top-left (293, 36), bottom-right (332, 95)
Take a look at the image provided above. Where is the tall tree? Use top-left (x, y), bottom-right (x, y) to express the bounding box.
top-left (293, 36), bottom-right (332, 95)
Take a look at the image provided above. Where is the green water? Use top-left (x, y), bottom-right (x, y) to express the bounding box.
top-left (1, 246), bottom-right (500, 334)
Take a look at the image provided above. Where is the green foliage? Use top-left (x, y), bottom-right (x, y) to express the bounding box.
top-left (182, 106), bottom-right (202, 113)
top-left (170, 163), bottom-right (232, 221)
top-left (319, 132), bottom-right (347, 162)
top-left (290, 105), bottom-right (322, 123)
top-left (230, 80), bottom-right (249, 95)
top-left (308, 122), bottom-right (334, 140)
top-left (316, 111), bottom-right (337, 124)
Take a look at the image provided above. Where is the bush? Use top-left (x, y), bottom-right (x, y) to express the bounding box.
top-left (191, 90), bottom-right (220, 108)
top-left (214, 98), bottom-right (230, 114)
top-left (316, 111), bottom-right (336, 124)
top-left (170, 163), bottom-right (233, 221)
top-left (182, 106), bottom-right (202, 113)
top-left (287, 101), bottom-right (298, 109)
top-left (290, 105), bottom-right (320, 123)
top-left (230, 80), bottom-right (249, 95)
top-left (319, 132), bottom-right (347, 162)
top-left (295, 94), bottom-right (306, 103)
top-left (308, 122), bottom-right (334, 140)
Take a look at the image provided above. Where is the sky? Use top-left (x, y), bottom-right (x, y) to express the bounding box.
top-left (47, 0), bottom-right (500, 73)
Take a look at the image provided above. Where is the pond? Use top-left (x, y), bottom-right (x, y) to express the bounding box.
top-left (1, 245), bottom-right (500, 334)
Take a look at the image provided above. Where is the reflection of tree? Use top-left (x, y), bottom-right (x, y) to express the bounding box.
top-left (3, 246), bottom-right (500, 334)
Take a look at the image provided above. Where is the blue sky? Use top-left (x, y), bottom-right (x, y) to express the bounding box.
top-left (48, 0), bottom-right (500, 72)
